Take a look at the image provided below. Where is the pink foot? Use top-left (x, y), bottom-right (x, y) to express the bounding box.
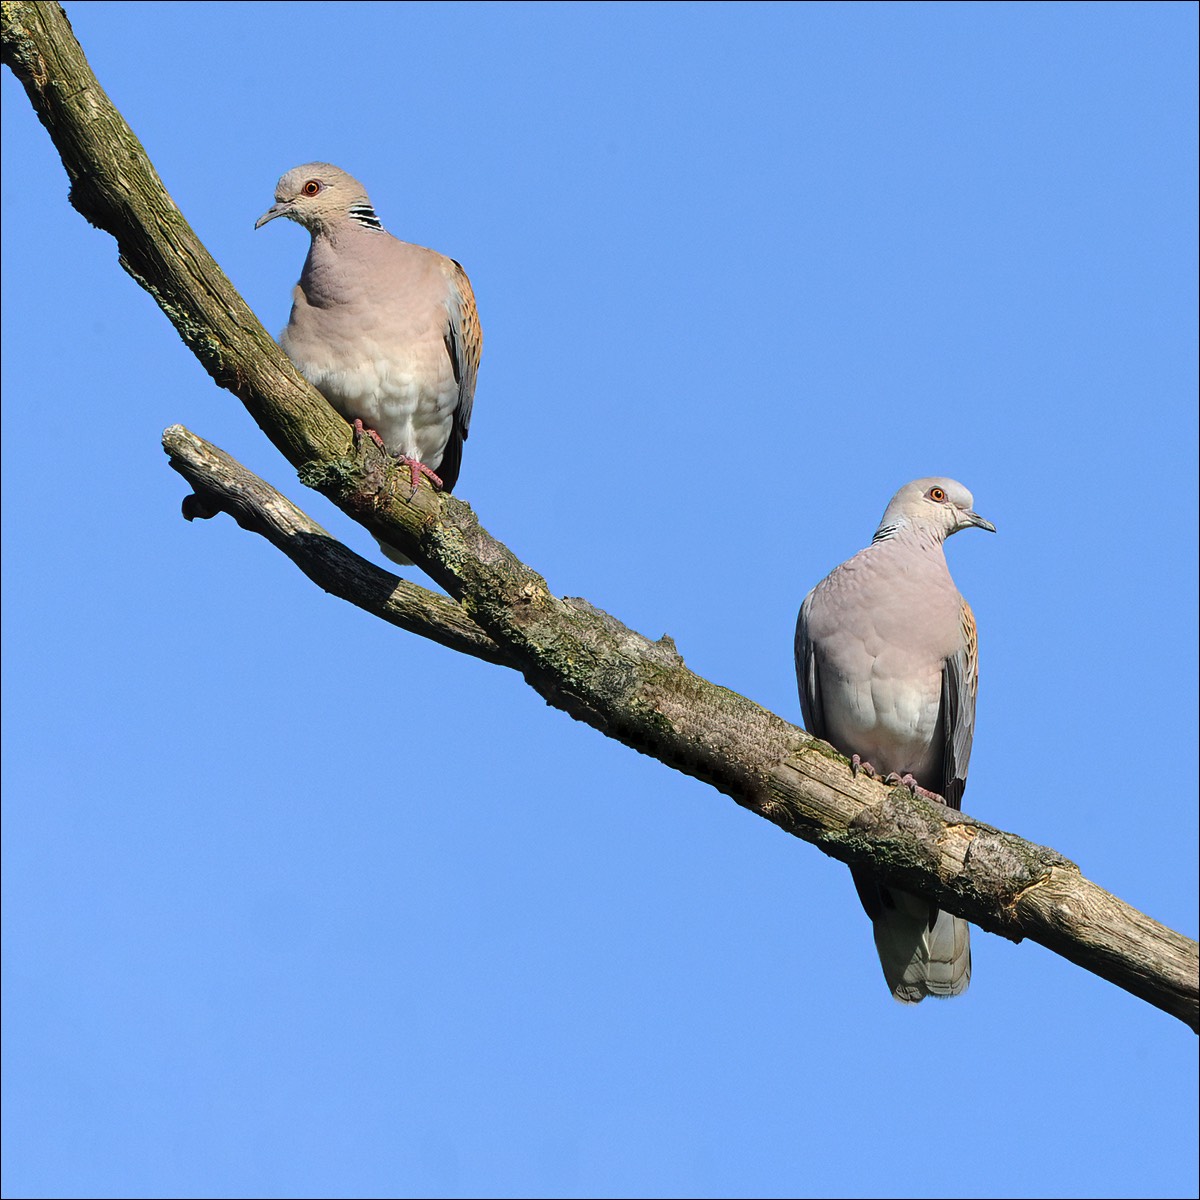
top-left (883, 772), bottom-right (942, 802)
top-left (851, 754), bottom-right (878, 780)
top-left (351, 422), bottom-right (443, 497)
top-left (353, 418), bottom-right (388, 452)
top-left (851, 759), bottom-right (942, 802)
top-left (397, 455), bottom-right (444, 497)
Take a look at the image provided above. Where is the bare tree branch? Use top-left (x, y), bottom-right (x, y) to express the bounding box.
top-left (6, 0), bottom-right (1196, 1030)
top-left (167, 427), bottom-right (512, 668)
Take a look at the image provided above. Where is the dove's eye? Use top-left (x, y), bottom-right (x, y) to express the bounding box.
top-left (929, 487), bottom-right (947, 502)
top-left (302, 180), bottom-right (322, 197)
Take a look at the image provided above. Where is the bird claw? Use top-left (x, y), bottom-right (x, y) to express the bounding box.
top-left (352, 418), bottom-right (388, 453)
top-left (854, 762), bottom-right (944, 803)
top-left (349, 422), bottom-right (443, 498)
top-left (851, 754), bottom-right (878, 780)
top-left (883, 772), bottom-right (944, 802)
top-left (396, 456), bottom-right (444, 498)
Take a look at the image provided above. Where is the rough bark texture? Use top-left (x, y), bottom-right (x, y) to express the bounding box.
top-left (170, 430), bottom-right (513, 668)
top-left (6, 0), bottom-right (1197, 1031)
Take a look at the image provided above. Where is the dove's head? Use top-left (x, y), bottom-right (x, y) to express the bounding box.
top-left (873, 477), bottom-right (996, 544)
top-left (255, 163), bottom-right (382, 234)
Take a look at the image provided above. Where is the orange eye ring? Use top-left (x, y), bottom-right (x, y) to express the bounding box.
top-left (302, 180), bottom-right (321, 197)
top-left (929, 487), bottom-right (946, 502)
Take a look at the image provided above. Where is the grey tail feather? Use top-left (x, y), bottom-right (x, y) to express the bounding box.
top-left (377, 539), bottom-right (414, 567)
top-left (853, 870), bottom-right (971, 1002)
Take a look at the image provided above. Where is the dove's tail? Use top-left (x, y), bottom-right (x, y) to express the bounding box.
top-left (852, 869), bottom-right (971, 1003)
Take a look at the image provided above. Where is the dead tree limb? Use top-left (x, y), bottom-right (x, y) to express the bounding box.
top-left (5, 0), bottom-right (1196, 1030)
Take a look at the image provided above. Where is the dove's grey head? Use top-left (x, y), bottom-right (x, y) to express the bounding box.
top-left (872, 477), bottom-right (996, 544)
top-left (255, 162), bottom-right (381, 234)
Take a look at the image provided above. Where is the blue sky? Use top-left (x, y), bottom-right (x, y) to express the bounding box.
top-left (2, 2), bottom-right (1197, 1198)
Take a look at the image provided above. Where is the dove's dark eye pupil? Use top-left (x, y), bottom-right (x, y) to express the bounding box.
top-left (303, 181), bottom-right (320, 196)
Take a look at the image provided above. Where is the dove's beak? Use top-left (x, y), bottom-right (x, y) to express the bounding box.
top-left (965, 509), bottom-right (996, 533)
top-left (254, 202), bottom-right (292, 230)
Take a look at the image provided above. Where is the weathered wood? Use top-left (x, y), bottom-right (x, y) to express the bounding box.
top-left (6, 0), bottom-right (1197, 1030)
top-left (165, 427), bottom-right (513, 668)
top-left (0, 0), bottom-right (347, 468)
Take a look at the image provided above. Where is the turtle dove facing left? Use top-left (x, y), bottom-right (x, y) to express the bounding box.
top-left (257, 162), bottom-right (481, 564)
